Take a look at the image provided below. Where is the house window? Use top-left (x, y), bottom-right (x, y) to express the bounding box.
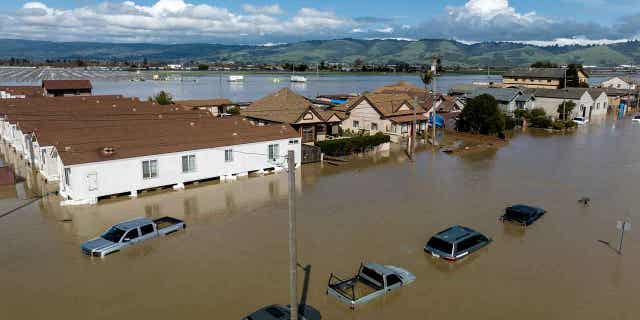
top-left (182, 155), bottom-right (197, 172)
top-left (142, 160), bottom-right (158, 179)
top-left (64, 168), bottom-right (71, 186)
top-left (289, 139), bottom-right (299, 145)
top-left (597, 103), bottom-right (600, 110)
top-left (353, 120), bottom-right (359, 128)
top-left (401, 124), bottom-right (408, 134)
top-left (268, 144), bottom-right (279, 162)
top-left (41, 149), bottom-right (46, 165)
top-left (224, 149), bottom-right (233, 162)
top-left (371, 122), bottom-right (378, 131)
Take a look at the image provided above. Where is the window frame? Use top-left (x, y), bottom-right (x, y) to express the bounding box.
top-left (268, 144), bottom-right (279, 162)
top-left (140, 224), bottom-right (155, 236)
top-left (353, 120), bottom-right (359, 128)
top-left (123, 228), bottom-right (140, 242)
top-left (142, 159), bottom-right (159, 179)
top-left (64, 167), bottom-right (71, 186)
top-left (224, 149), bottom-right (234, 163)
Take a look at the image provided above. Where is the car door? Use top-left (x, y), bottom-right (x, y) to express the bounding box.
top-left (385, 274), bottom-right (403, 292)
top-left (122, 228), bottom-right (140, 245)
top-left (139, 224), bottom-right (156, 241)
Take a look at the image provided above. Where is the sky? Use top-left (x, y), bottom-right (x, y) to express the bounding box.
top-left (0, 0), bottom-right (639, 46)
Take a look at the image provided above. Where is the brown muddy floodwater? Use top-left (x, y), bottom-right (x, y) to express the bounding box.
top-left (1, 116), bottom-right (640, 320)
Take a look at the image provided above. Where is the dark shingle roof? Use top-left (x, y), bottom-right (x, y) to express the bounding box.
top-left (42, 80), bottom-right (92, 90)
top-left (531, 88), bottom-right (589, 100)
top-left (504, 68), bottom-right (566, 79)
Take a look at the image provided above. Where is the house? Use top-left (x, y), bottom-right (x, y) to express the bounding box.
top-left (599, 76), bottom-right (638, 90)
top-left (341, 93), bottom-right (429, 142)
top-left (586, 88), bottom-right (609, 119)
top-left (503, 68), bottom-right (588, 89)
top-left (0, 86), bottom-right (43, 99)
top-left (0, 96), bottom-right (301, 205)
top-left (42, 80), bottom-right (92, 97)
top-left (175, 98), bottom-right (235, 116)
top-left (242, 88), bottom-right (344, 143)
top-left (530, 88), bottom-right (603, 120)
top-left (601, 88), bottom-right (638, 113)
top-left (464, 88), bottom-right (535, 114)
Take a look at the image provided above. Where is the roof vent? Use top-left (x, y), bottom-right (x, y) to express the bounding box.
top-left (132, 108), bottom-right (137, 112)
top-left (102, 147), bottom-right (115, 156)
top-left (64, 146), bottom-right (71, 151)
top-left (158, 114), bottom-right (163, 119)
top-left (112, 104), bottom-right (116, 108)
top-left (233, 132), bottom-right (238, 136)
top-left (190, 122), bottom-right (195, 126)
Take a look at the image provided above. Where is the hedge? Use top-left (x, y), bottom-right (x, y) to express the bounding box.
top-left (316, 132), bottom-right (391, 156)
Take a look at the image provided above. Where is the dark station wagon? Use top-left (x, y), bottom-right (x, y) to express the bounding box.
top-left (500, 205), bottom-right (546, 226)
top-left (424, 226), bottom-right (492, 262)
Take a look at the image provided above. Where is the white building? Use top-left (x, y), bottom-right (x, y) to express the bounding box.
top-left (0, 96), bottom-right (301, 205)
top-left (600, 76), bottom-right (638, 90)
top-left (531, 88), bottom-right (607, 120)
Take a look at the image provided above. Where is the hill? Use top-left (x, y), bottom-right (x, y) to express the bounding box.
top-left (1, 38), bottom-right (639, 67)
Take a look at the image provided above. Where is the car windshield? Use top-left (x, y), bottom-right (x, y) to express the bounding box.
top-left (573, 117), bottom-right (583, 121)
top-left (101, 227), bottom-right (125, 242)
top-left (427, 237), bottom-right (453, 254)
top-left (634, 116), bottom-right (640, 119)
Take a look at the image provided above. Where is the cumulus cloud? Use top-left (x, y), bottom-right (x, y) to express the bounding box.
top-left (0, 0), bottom-right (352, 43)
top-left (242, 4), bottom-right (283, 15)
top-left (1, 0), bottom-right (639, 45)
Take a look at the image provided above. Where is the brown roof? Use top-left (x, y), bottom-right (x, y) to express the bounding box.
top-left (175, 99), bottom-right (234, 108)
top-left (373, 81), bottom-right (429, 95)
top-left (349, 93), bottom-right (427, 118)
top-left (42, 80), bottom-right (92, 90)
top-left (0, 86), bottom-right (43, 97)
top-left (243, 88), bottom-right (317, 124)
top-left (0, 96), bottom-right (298, 166)
top-left (388, 114), bottom-right (430, 123)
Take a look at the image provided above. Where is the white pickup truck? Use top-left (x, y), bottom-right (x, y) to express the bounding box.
top-left (81, 217), bottom-right (186, 257)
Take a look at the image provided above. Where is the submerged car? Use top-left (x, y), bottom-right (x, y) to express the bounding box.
top-left (424, 226), bottom-right (491, 262)
top-left (243, 304), bottom-right (320, 320)
top-left (573, 116), bottom-right (589, 125)
top-left (632, 115), bottom-right (640, 123)
top-left (501, 205), bottom-right (546, 226)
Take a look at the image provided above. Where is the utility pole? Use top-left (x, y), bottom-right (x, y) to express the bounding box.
top-left (616, 219), bottom-right (631, 255)
top-left (563, 67), bottom-right (567, 120)
top-left (431, 56), bottom-right (439, 147)
top-left (287, 150), bottom-right (298, 320)
top-left (410, 96), bottom-right (417, 160)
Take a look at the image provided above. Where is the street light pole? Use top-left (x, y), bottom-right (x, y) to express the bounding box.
top-left (287, 150), bottom-right (298, 320)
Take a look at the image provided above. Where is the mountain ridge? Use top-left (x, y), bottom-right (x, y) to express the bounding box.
top-left (1, 38), bottom-right (639, 67)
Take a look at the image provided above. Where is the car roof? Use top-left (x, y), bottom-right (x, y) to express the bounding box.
top-left (434, 225), bottom-right (479, 243)
top-left (115, 217), bottom-right (153, 230)
top-left (508, 204), bottom-right (543, 214)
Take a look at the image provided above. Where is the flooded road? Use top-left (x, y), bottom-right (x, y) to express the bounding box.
top-left (1, 116), bottom-right (640, 319)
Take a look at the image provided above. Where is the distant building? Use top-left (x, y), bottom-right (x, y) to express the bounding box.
top-left (42, 80), bottom-right (92, 97)
top-left (458, 87), bottom-right (535, 115)
top-left (503, 68), bottom-right (588, 89)
top-left (599, 76), bottom-right (638, 90)
top-left (243, 88), bottom-right (344, 143)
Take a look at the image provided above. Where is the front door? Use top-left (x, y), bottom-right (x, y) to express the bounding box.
top-left (302, 126), bottom-right (315, 143)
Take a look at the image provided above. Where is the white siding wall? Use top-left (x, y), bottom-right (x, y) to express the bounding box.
top-left (590, 93), bottom-right (608, 118)
top-left (601, 77), bottom-right (636, 90)
top-left (59, 138), bottom-right (301, 203)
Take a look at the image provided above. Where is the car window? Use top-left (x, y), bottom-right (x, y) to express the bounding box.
top-left (386, 274), bottom-right (402, 287)
top-left (360, 266), bottom-right (384, 286)
top-left (456, 235), bottom-right (487, 253)
top-left (140, 224), bottom-right (154, 236)
top-left (265, 306), bottom-right (286, 318)
top-left (124, 228), bottom-right (139, 241)
top-left (427, 237), bottom-right (453, 254)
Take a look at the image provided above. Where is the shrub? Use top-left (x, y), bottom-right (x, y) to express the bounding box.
top-left (316, 132), bottom-right (390, 156)
top-left (530, 108), bottom-right (547, 118)
top-left (530, 116), bottom-right (553, 128)
top-left (564, 120), bottom-right (577, 128)
top-left (505, 116), bottom-right (516, 130)
top-left (552, 121), bottom-right (565, 130)
top-left (456, 94), bottom-right (505, 136)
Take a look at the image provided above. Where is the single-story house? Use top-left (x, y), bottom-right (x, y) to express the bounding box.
top-left (42, 80), bottom-right (92, 97)
top-left (242, 88), bottom-right (344, 143)
top-left (341, 93), bottom-right (429, 142)
top-left (0, 96), bottom-right (301, 205)
top-left (175, 98), bottom-right (234, 116)
top-left (464, 87), bottom-right (535, 114)
top-left (599, 76), bottom-right (638, 90)
top-left (503, 68), bottom-right (588, 89)
top-left (601, 88), bottom-right (638, 113)
top-left (530, 88), bottom-right (604, 120)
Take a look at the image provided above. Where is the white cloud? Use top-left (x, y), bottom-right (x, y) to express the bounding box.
top-left (507, 37), bottom-right (636, 47)
top-left (242, 4), bottom-right (283, 15)
top-left (375, 27), bottom-right (394, 33)
top-left (1, 1), bottom-right (352, 43)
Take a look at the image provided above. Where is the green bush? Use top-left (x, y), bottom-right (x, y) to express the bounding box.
top-left (564, 120), bottom-right (577, 128)
top-left (505, 116), bottom-right (516, 130)
top-left (316, 132), bottom-right (390, 156)
top-left (552, 121), bottom-right (565, 130)
top-left (530, 108), bottom-right (547, 118)
top-left (530, 116), bottom-right (553, 128)
top-left (456, 94), bottom-right (505, 136)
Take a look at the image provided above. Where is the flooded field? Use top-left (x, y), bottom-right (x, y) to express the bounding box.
top-left (1, 115), bottom-right (640, 319)
top-left (0, 67), bottom-right (614, 102)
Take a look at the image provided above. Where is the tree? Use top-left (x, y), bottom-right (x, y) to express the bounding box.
top-left (556, 100), bottom-right (576, 120)
top-left (457, 94), bottom-right (506, 136)
top-left (150, 91), bottom-right (173, 105)
top-left (564, 63), bottom-right (589, 88)
top-left (198, 64), bottom-right (209, 71)
top-left (530, 61), bottom-right (558, 68)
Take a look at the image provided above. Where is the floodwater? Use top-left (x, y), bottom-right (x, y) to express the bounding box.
top-left (1, 115), bottom-right (639, 319)
top-left (0, 68), bottom-right (614, 101)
